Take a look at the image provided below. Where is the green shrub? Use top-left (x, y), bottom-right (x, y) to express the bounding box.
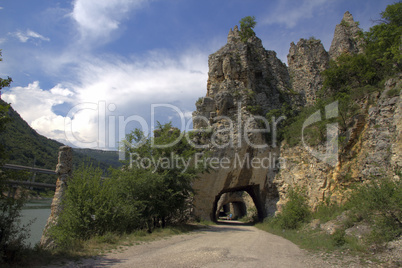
top-left (386, 86), bottom-right (401, 97)
top-left (239, 16), bottom-right (257, 42)
top-left (271, 187), bottom-right (311, 229)
top-left (331, 229), bottom-right (346, 247)
top-left (345, 177), bottom-right (402, 245)
top-left (50, 164), bottom-right (142, 249)
top-left (0, 184), bottom-right (31, 264)
top-left (313, 199), bottom-right (345, 223)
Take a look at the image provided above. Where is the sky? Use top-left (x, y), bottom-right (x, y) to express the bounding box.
top-left (0, 0), bottom-right (396, 150)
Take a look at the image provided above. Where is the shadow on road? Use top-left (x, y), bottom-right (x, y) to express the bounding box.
top-left (216, 220), bottom-right (255, 226)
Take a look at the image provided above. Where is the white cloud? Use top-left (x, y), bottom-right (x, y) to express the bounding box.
top-left (71, 0), bottom-right (148, 43)
top-left (262, 0), bottom-right (329, 28)
top-left (2, 82), bottom-right (73, 141)
top-left (12, 29), bottom-right (50, 43)
top-left (3, 49), bottom-right (208, 149)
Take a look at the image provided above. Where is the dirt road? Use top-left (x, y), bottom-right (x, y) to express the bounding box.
top-left (65, 222), bottom-right (311, 268)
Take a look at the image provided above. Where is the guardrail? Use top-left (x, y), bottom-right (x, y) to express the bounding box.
top-left (1, 163), bottom-right (57, 190)
top-left (5, 180), bottom-right (56, 190)
top-left (2, 164), bottom-right (57, 175)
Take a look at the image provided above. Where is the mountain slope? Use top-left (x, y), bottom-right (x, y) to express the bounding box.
top-left (0, 100), bottom-right (121, 180)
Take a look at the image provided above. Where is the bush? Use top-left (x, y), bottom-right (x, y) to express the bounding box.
top-left (271, 187), bottom-right (311, 229)
top-left (0, 184), bottom-right (31, 264)
top-left (345, 177), bottom-right (402, 245)
top-left (331, 229), bottom-right (346, 247)
top-left (239, 16), bottom-right (257, 42)
top-left (50, 164), bottom-right (142, 249)
top-left (313, 198), bottom-right (345, 223)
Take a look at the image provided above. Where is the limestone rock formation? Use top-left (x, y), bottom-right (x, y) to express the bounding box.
top-left (40, 146), bottom-right (72, 249)
top-left (192, 11), bottom-right (401, 222)
top-left (329, 11), bottom-right (364, 60)
top-left (288, 38), bottom-right (329, 106)
top-left (201, 25), bottom-right (292, 115)
top-left (274, 75), bottom-right (401, 210)
top-left (191, 26), bottom-right (292, 221)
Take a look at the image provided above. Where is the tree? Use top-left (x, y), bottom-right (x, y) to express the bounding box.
top-left (119, 122), bottom-right (206, 229)
top-left (365, 2), bottom-right (402, 74)
top-left (239, 16), bottom-right (257, 42)
top-left (0, 51), bottom-right (31, 264)
top-left (322, 2), bottom-right (402, 94)
top-left (0, 53), bottom-right (12, 88)
top-left (49, 164), bottom-right (142, 248)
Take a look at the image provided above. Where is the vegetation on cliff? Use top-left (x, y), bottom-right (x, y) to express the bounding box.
top-left (239, 16), bottom-right (257, 42)
top-left (277, 2), bottom-right (401, 147)
top-left (258, 3), bottom-right (402, 263)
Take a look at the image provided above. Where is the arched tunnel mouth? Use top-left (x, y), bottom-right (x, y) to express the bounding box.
top-left (211, 185), bottom-right (265, 224)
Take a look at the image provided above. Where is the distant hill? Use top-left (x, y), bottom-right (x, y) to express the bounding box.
top-left (72, 148), bottom-right (121, 170)
top-left (0, 100), bottom-right (121, 183)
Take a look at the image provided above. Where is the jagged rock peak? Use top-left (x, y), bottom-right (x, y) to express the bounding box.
top-left (342, 11), bottom-right (355, 24)
top-left (329, 11), bottom-right (364, 60)
top-left (288, 38), bottom-right (329, 106)
top-left (227, 25), bottom-right (240, 43)
top-left (193, 26), bottom-right (291, 129)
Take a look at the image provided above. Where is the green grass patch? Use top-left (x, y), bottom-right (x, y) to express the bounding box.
top-left (11, 224), bottom-right (200, 268)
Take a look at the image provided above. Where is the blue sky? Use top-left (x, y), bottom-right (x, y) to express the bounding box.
top-left (0, 0), bottom-right (395, 149)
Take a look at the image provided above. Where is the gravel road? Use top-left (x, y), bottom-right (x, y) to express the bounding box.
top-left (65, 222), bottom-right (310, 268)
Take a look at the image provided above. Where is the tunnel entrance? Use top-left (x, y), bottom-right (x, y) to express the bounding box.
top-left (212, 185), bottom-right (264, 223)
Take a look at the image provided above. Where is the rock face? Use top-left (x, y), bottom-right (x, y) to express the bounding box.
top-left (191, 27), bottom-right (292, 221)
top-left (288, 38), bottom-right (329, 106)
top-left (195, 25), bottom-right (292, 122)
top-left (329, 11), bottom-right (364, 59)
top-left (274, 75), bottom-right (401, 210)
top-left (40, 146), bottom-right (72, 249)
top-left (342, 74), bottom-right (402, 180)
top-left (192, 12), bottom-right (401, 221)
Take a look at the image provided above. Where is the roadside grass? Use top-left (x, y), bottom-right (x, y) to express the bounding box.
top-left (13, 224), bottom-right (201, 268)
top-left (255, 221), bottom-right (366, 253)
top-left (255, 176), bottom-right (401, 265)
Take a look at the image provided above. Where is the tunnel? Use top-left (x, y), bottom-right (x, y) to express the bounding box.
top-left (211, 184), bottom-right (265, 223)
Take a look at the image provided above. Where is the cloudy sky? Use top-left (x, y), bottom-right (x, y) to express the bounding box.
top-left (0, 0), bottom-right (394, 150)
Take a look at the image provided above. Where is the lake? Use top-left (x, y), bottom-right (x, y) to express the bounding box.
top-left (20, 199), bottom-right (52, 247)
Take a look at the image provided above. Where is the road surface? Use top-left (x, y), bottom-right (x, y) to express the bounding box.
top-left (60, 222), bottom-right (311, 267)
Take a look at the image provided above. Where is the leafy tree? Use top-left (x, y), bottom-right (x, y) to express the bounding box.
top-left (365, 2), bottom-right (402, 74)
top-left (52, 122), bottom-right (207, 246)
top-left (0, 51), bottom-right (12, 96)
top-left (0, 50), bottom-right (31, 264)
top-left (118, 122), bottom-right (205, 229)
top-left (50, 164), bottom-right (142, 248)
top-left (322, 2), bottom-right (402, 95)
top-left (239, 16), bottom-right (257, 42)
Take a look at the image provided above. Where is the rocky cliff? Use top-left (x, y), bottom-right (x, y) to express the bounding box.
top-left (329, 11), bottom-right (365, 59)
top-left (192, 12), bottom-right (401, 221)
top-left (288, 38), bottom-right (329, 106)
top-left (274, 75), bottom-right (401, 210)
top-left (191, 26), bottom-right (293, 221)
